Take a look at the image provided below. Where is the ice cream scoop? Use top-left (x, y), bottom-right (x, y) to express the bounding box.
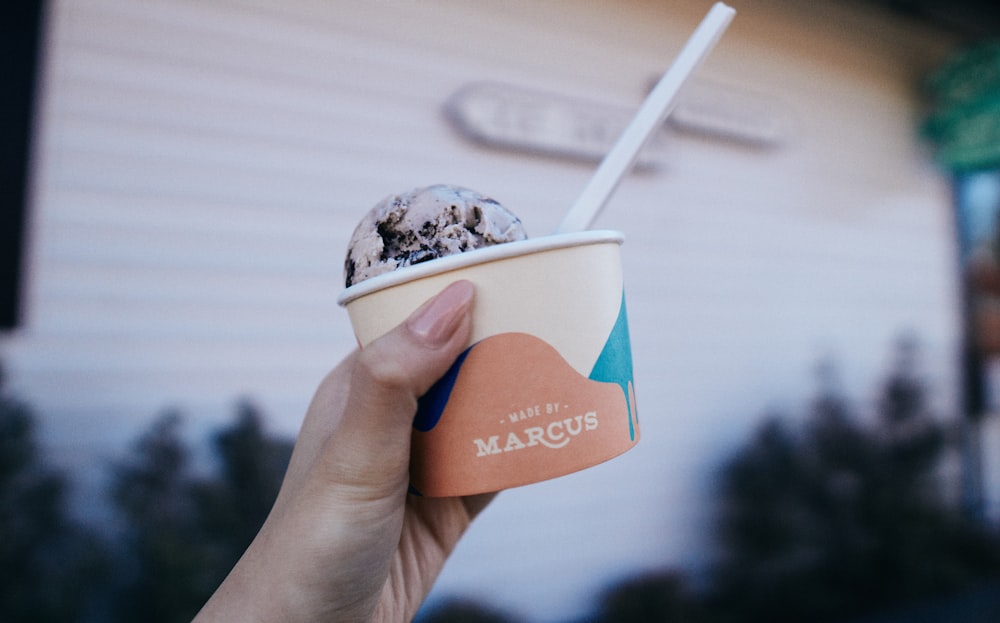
top-left (344, 184), bottom-right (528, 287)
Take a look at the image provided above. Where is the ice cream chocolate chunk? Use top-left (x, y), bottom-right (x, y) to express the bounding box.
top-left (344, 184), bottom-right (528, 287)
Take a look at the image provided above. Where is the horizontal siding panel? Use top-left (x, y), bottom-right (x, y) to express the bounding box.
top-left (32, 293), bottom-right (341, 337)
top-left (67, 0), bottom-right (482, 88)
top-left (56, 117), bottom-right (350, 179)
top-left (38, 263), bottom-right (339, 307)
top-left (10, 334), bottom-right (349, 373)
top-left (41, 221), bottom-right (337, 273)
top-left (43, 188), bottom-right (355, 238)
top-left (57, 49), bottom-right (449, 136)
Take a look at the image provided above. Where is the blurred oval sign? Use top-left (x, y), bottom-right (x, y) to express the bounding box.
top-left (444, 81), bottom-right (665, 167)
top-left (444, 81), bottom-right (782, 166)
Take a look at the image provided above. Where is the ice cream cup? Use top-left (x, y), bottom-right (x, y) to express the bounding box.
top-left (336, 230), bottom-right (639, 497)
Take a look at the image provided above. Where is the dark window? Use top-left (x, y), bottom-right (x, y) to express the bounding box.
top-left (1, 3), bottom-right (44, 330)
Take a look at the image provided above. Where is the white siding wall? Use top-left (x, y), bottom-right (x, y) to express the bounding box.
top-left (2, 0), bottom-right (978, 619)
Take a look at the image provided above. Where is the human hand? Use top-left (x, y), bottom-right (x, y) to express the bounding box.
top-left (194, 280), bottom-right (494, 622)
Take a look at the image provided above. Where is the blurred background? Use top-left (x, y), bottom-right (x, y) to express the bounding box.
top-left (2, 0), bottom-right (1000, 621)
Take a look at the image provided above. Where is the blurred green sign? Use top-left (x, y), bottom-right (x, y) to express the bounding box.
top-left (924, 41), bottom-right (1000, 171)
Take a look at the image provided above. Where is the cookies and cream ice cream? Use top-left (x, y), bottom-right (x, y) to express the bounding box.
top-left (344, 184), bottom-right (528, 287)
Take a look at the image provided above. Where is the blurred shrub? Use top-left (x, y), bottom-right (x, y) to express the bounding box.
top-left (109, 402), bottom-right (292, 622)
top-left (0, 366), bottom-right (108, 622)
top-left (708, 339), bottom-right (1000, 622)
top-left (0, 359), bottom-right (293, 623)
top-left (588, 570), bottom-right (708, 623)
top-left (417, 597), bottom-right (523, 623)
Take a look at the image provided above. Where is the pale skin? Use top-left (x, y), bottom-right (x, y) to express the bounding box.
top-left (194, 280), bottom-right (494, 622)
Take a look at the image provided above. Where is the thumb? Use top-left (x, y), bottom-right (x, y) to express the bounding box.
top-left (325, 280), bottom-right (475, 494)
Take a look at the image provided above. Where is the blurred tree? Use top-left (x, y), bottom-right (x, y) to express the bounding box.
top-left (416, 597), bottom-right (522, 623)
top-left (109, 411), bottom-right (214, 622)
top-left (109, 400), bottom-right (293, 622)
top-left (589, 570), bottom-right (707, 623)
top-left (709, 339), bottom-right (1000, 623)
top-left (191, 399), bottom-right (293, 591)
top-left (0, 364), bottom-right (108, 622)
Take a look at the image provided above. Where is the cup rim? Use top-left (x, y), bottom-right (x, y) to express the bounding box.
top-left (337, 229), bottom-right (625, 306)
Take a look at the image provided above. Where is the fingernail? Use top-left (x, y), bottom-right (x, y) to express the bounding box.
top-left (407, 281), bottom-right (475, 346)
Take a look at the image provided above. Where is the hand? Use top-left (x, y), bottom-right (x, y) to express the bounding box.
top-left (194, 280), bottom-right (494, 622)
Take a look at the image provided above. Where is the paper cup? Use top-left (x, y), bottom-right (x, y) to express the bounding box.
top-left (336, 230), bottom-right (639, 497)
